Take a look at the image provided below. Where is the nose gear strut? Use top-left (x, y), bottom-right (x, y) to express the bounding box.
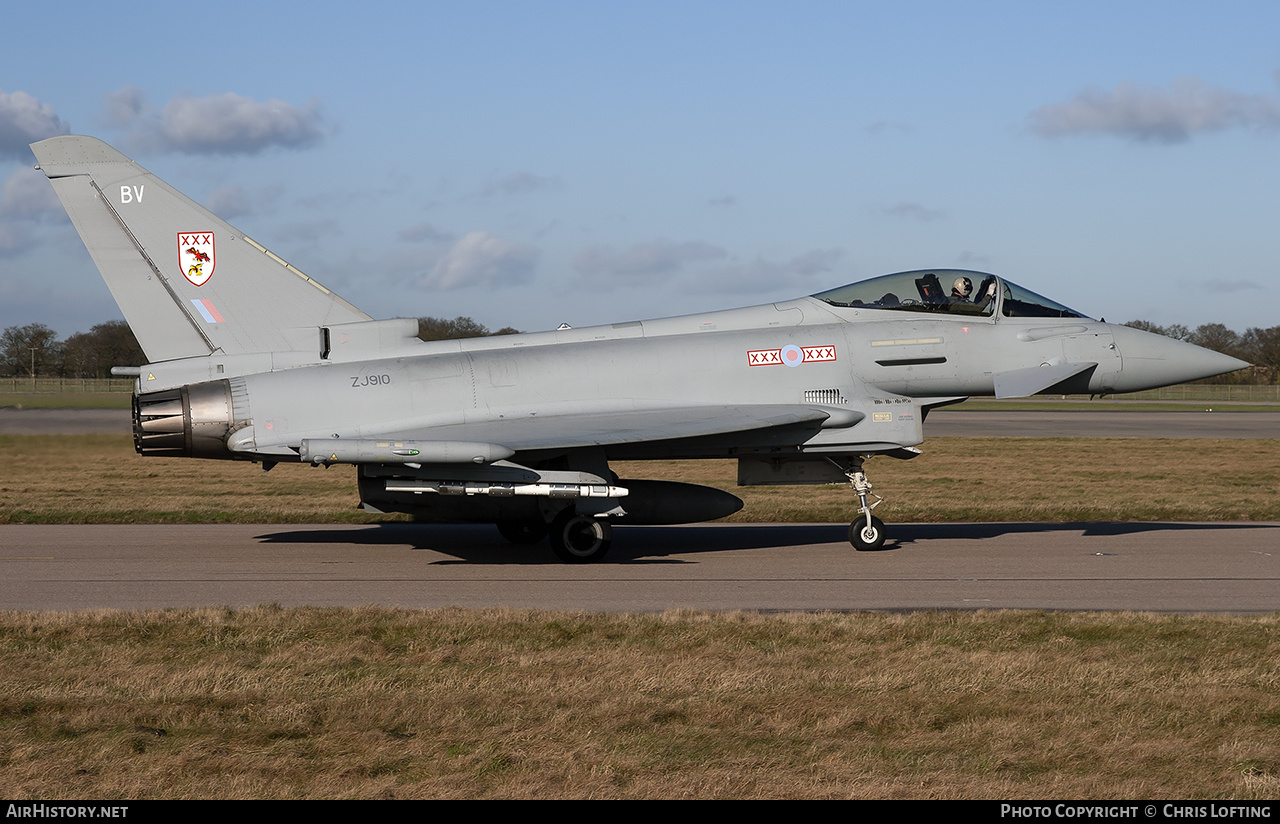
top-left (832, 456), bottom-right (886, 550)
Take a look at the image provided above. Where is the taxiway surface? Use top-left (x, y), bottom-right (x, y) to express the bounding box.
top-left (5, 408), bottom-right (1275, 613)
top-left (3, 522), bottom-right (1276, 613)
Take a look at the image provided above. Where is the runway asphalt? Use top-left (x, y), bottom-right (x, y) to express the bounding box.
top-left (0, 408), bottom-right (131, 434)
top-left (3, 407), bottom-right (1275, 613)
top-left (2, 521), bottom-right (1277, 613)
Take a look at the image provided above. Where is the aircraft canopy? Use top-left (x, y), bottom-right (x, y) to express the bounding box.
top-left (812, 269), bottom-right (1092, 320)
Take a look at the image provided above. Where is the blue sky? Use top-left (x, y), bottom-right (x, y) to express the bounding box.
top-left (2, 0), bottom-right (1278, 338)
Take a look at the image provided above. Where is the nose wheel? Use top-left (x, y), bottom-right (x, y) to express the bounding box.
top-left (838, 457), bottom-right (888, 551)
top-left (849, 514), bottom-right (886, 551)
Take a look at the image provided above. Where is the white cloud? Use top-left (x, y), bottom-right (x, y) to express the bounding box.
top-left (885, 202), bottom-right (945, 221)
top-left (108, 88), bottom-right (327, 155)
top-left (956, 251), bottom-right (994, 269)
top-left (398, 222), bottom-right (454, 243)
top-left (203, 185), bottom-right (251, 219)
top-left (160, 93), bottom-right (325, 153)
top-left (102, 86), bottom-right (146, 128)
top-left (426, 231), bottom-right (538, 290)
top-left (274, 219), bottom-right (342, 244)
top-left (480, 172), bottom-right (559, 197)
top-left (570, 241), bottom-right (839, 296)
top-left (0, 167), bottom-right (61, 218)
top-left (1030, 77), bottom-right (1280, 143)
top-left (1197, 278), bottom-right (1263, 294)
top-left (690, 248), bottom-right (843, 294)
top-left (0, 223), bottom-right (32, 257)
top-left (786, 248), bottom-right (843, 277)
top-left (0, 90), bottom-right (69, 158)
top-left (573, 239), bottom-right (727, 283)
top-left (0, 167), bottom-right (65, 257)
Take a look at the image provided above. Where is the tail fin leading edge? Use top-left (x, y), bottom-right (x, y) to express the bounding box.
top-left (31, 135), bottom-right (370, 363)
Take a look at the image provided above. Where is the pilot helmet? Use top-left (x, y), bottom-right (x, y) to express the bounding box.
top-left (952, 276), bottom-right (972, 296)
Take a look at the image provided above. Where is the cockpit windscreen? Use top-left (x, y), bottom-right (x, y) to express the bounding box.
top-left (998, 280), bottom-right (1091, 319)
top-left (812, 269), bottom-right (1091, 320)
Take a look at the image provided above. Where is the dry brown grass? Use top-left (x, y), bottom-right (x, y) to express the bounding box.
top-left (697, 437), bottom-right (1280, 523)
top-left (1, 607), bottom-right (1277, 799)
top-left (3, 435), bottom-right (1278, 524)
top-left (1, 435), bottom-right (368, 524)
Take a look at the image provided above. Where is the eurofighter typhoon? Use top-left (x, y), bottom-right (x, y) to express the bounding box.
top-left (30, 136), bottom-right (1248, 562)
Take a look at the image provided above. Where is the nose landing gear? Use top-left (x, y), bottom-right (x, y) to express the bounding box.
top-left (850, 513), bottom-right (886, 551)
top-left (841, 457), bottom-right (886, 551)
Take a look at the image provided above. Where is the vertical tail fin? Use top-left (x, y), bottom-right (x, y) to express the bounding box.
top-left (30, 135), bottom-right (370, 363)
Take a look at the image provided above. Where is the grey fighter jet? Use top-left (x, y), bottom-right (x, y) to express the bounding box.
top-left (30, 136), bottom-right (1248, 562)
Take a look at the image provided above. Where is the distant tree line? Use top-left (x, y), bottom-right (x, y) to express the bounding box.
top-left (1, 317), bottom-right (521, 378)
top-left (416, 316), bottom-right (520, 342)
top-left (1, 321), bottom-right (145, 379)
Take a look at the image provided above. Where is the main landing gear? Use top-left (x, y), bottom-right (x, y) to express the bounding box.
top-left (496, 510), bottom-right (613, 563)
top-left (842, 457), bottom-right (887, 551)
top-left (496, 519), bottom-right (548, 545)
top-left (493, 449), bottom-right (620, 563)
top-left (548, 509), bottom-right (613, 563)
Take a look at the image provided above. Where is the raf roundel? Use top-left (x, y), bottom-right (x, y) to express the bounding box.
top-left (780, 344), bottom-right (804, 367)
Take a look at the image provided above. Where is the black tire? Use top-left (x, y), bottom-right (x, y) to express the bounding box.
top-left (548, 510), bottom-right (613, 563)
top-left (849, 515), bottom-right (886, 551)
top-left (496, 520), bottom-right (548, 544)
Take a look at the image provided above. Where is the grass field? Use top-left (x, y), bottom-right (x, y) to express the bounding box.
top-left (3, 428), bottom-right (1278, 800)
top-left (3, 434), bottom-right (1278, 524)
top-left (1, 607), bottom-right (1277, 799)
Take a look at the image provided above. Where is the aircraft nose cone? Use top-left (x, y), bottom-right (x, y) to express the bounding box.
top-left (1109, 324), bottom-right (1250, 392)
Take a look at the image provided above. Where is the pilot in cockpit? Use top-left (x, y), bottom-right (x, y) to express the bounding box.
top-left (950, 276), bottom-right (973, 302)
top-left (972, 276), bottom-right (998, 308)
